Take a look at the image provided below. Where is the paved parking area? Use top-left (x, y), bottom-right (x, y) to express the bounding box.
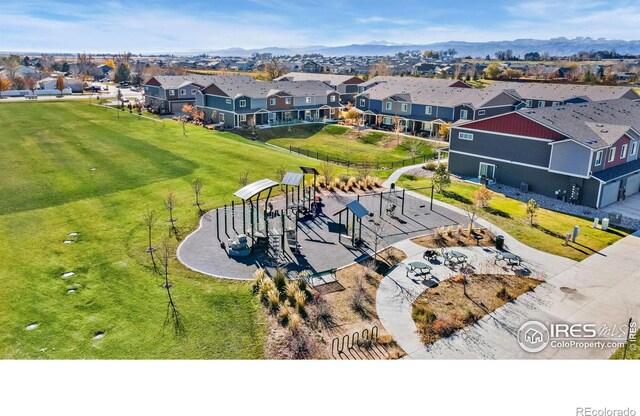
top-left (605, 193), bottom-right (640, 221)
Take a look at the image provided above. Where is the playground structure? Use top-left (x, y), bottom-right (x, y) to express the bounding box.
top-left (178, 176), bottom-right (469, 280)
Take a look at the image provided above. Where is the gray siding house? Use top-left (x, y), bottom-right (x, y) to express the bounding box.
top-left (449, 99), bottom-right (640, 208)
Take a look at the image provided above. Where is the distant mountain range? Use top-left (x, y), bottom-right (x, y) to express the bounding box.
top-left (193, 38), bottom-right (640, 57)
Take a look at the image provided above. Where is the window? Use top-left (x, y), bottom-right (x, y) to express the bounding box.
top-left (219, 113), bottom-right (225, 122)
top-left (180, 89), bottom-right (186, 96)
top-left (240, 114), bottom-right (246, 122)
top-left (239, 100), bottom-right (246, 108)
top-left (285, 97), bottom-right (291, 104)
top-left (526, 100), bottom-right (532, 108)
top-left (359, 98), bottom-right (366, 107)
top-left (631, 141), bottom-right (638, 156)
top-left (385, 102), bottom-right (392, 111)
top-left (458, 132), bottom-right (473, 141)
top-left (594, 150), bottom-right (603, 166)
top-left (401, 103), bottom-right (408, 112)
top-left (305, 97), bottom-right (311, 104)
top-left (383, 116), bottom-right (392, 125)
top-left (191, 89), bottom-right (197, 95)
top-left (608, 147), bottom-right (616, 163)
top-left (145, 86), bottom-right (149, 92)
top-left (478, 110), bottom-right (486, 116)
top-left (621, 144), bottom-right (628, 159)
top-left (169, 90), bottom-right (175, 96)
top-left (459, 109), bottom-right (468, 119)
top-left (425, 106), bottom-right (432, 115)
top-left (538, 101), bottom-right (546, 108)
top-left (226, 99), bottom-right (232, 104)
top-left (552, 102), bottom-right (559, 107)
top-left (479, 162), bottom-right (496, 179)
top-left (330, 95), bottom-right (336, 102)
top-left (269, 98), bottom-right (276, 105)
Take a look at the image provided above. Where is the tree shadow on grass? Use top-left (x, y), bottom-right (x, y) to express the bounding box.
top-left (442, 191), bottom-right (472, 205)
top-left (484, 206), bottom-right (512, 219)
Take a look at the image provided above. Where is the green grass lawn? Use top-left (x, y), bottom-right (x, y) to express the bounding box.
top-left (465, 79), bottom-right (494, 88)
top-left (397, 174), bottom-right (628, 262)
top-left (263, 124), bottom-right (437, 164)
top-left (0, 101), bottom-right (330, 359)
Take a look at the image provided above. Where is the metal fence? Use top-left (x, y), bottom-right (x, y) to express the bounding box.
top-left (288, 145), bottom-right (431, 170)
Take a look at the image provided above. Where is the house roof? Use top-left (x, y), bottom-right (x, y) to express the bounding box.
top-left (203, 77), bottom-right (335, 99)
top-left (484, 81), bottom-right (640, 103)
top-left (518, 99), bottom-right (640, 149)
top-left (592, 159), bottom-right (640, 182)
top-left (359, 76), bottom-right (470, 90)
top-left (147, 75), bottom-right (253, 90)
top-left (275, 72), bottom-right (363, 87)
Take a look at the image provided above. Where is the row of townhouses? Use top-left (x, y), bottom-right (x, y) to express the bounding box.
top-left (144, 73), bottom-right (364, 127)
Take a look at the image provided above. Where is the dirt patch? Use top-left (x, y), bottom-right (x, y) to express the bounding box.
top-left (412, 227), bottom-right (496, 249)
top-left (261, 247), bottom-right (407, 360)
top-left (412, 273), bottom-right (542, 345)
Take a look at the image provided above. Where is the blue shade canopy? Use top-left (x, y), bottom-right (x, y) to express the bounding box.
top-left (346, 200), bottom-right (369, 219)
top-left (234, 179), bottom-right (279, 201)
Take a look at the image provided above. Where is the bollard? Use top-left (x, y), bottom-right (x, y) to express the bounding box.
top-left (602, 217), bottom-right (610, 231)
top-left (572, 225), bottom-right (580, 243)
top-left (565, 233), bottom-right (571, 246)
top-left (593, 217), bottom-right (599, 228)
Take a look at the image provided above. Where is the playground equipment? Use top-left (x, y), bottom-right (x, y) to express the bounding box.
top-left (333, 200), bottom-right (370, 246)
top-left (233, 179), bottom-right (279, 247)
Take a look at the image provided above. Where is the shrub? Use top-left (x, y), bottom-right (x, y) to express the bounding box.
top-left (259, 278), bottom-right (276, 302)
top-left (412, 305), bottom-right (437, 323)
top-left (287, 312), bottom-right (303, 331)
top-left (274, 269), bottom-right (287, 293)
top-left (293, 288), bottom-right (307, 314)
top-left (267, 289), bottom-right (280, 313)
top-left (350, 276), bottom-right (368, 315)
top-left (431, 318), bottom-right (458, 337)
top-left (278, 305), bottom-right (292, 326)
top-left (252, 268), bottom-right (267, 293)
top-left (423, 161), bottom-right (438, 171)
top-left (377, 334), bottom-right (394, 346)
top-left (496, 286), bottom-right (511, 301)
top-left (461, 309), bottom-right (478, 324)
top-left (282, 328), bottom-right (317, 359)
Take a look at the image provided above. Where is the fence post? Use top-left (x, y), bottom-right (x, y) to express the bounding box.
top-left (379, 191), bottom-right (383, 216)
top-left (430, 184), bottom-right (434, 210)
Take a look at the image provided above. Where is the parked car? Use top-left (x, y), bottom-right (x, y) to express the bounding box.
top-left (130, 87), bottom-right (140, 92)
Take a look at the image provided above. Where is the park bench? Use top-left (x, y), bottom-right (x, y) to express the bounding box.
top-left (308, 268), bottom-right (338, 287)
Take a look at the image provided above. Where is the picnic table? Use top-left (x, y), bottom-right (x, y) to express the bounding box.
top-left (449, 250), bottom-right (468, 263)
top-left (495, 252), bottom-right (522, 266)
top-left (473, 234), bottom-right (484, 245)
top-left (406, 261), bottom-right (432, 277)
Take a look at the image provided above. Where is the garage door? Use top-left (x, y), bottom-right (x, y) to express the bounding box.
top-left (170, 101), bottom-right (188, 113)
top-left (625, 173), bottom-right (640, 196)
top-left (600, 181), bottom-right (620, 207)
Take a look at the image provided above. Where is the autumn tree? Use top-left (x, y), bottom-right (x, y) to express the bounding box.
top-left (370, 59), bottom-right (391, 76)
top-left (485, 63), bottom-right (502, 79)
top-left (12, 75), bottom-right (25, 90)
top-left (264, 57), bottom-right (286, 80)
top-left (24, 77), bottom-right (38, 91)
top-left (55, 76), bottom-right (65, 96)
top-left (473, 187), bottom-right (493, 209)
top-left (0, 76), bottom-right (10, 96)
top-left (438, 122), bottom-right (451, 140)
top-left (501, 68), bottom-right (522, 79)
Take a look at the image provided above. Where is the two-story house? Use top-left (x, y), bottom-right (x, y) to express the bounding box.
top-left (143, 75), bottom-right (253, 114)
top-left (483, 81), bottom-right (640, 109)
top-left (355, 77), bottom-right (520, 136)
top-left (195, 77), bottom-right (341, 128)
top-left (448, 99), bottom-right (640, 208)
top-left (275, 72), bottom-right (364, 104)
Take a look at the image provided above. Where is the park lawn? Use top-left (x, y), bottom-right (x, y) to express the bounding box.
top-left (0, 101), bottom-right (330, 359)
top-left (397, 175), bottom-right (628, 262)
top-left (265, 124), bottom-right (437, 164)
top-left (465, 79), bottom-right (494, 88)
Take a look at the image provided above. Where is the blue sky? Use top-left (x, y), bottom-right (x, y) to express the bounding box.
top-left (1, 0), bottom-right (639, 52)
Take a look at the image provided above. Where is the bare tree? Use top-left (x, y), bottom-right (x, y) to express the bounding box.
top-left (143, 207), bottom-right (158, 273)
top-left (191, 178), bottom-right (204, 214)
top-left (264, 57), bottom-right (286, 80)
top-left (165, 191), bottom-right (178, 236)
top-left (160, 240), bottom-right (184, 336)
top-left (367, 218), bottom-right (387, 264)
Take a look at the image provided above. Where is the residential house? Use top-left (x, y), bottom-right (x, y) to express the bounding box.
top-left (483, 81), bottom-right (640, 109)
top-left (355, 76), bottom-right (519, 135)
top-left (302, 61), bottom-right (325, 73)
top-left (275, 72), bottom-right (364, 103)
top-left (195, 77), bottom-right (341, 128)
top-left (38, 77), bottom-right (84, 93)
top-left (448, 99), bottom-right (640, 208)
top-left (143, 75), bottom-right (252, 114)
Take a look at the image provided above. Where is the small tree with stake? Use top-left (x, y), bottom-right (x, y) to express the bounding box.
top-left (191, 178), bottom-right (204, 215)
top-left (165, 191), bottom-right (178, 236)
top-left (432, 164), bottom-right (451, 194)
top-left (143, 207), bottom-right (158, 272)
top-left (159, 240), bottom-right (184, 336)
top-left (55, 75), bottom-right (65, 97)
top-left (526, 198), bottom-right (539, 226)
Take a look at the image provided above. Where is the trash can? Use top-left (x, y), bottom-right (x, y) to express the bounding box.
top-left (495, 235), bottom-right (505, 250)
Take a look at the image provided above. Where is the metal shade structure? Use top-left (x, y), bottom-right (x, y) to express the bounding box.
top-left (333, 200), bottom-right (370, 245)
top-left (345, 200), bottom-right (369, 219)
top-left (299, 166), bottom-right (319, 175)
top-left (234, 179), bottom-right (279, 201)
top-left (282, 172), bottom-right (304, 187)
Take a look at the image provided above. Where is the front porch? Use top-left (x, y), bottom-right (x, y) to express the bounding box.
top-left (361, 112), bottom-right (442, 137)
top-left (238, 107), bottom-right (339, 128)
